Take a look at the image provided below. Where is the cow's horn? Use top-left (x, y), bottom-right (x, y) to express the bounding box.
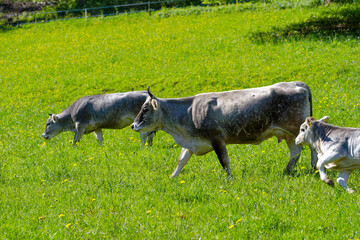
top-left (147, 87), bottom-right (155, 99)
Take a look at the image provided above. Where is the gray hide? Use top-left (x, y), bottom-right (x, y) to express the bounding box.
top-left (132, 81), bottom-right (315, 177)
top-left (296, 117), bottom-right (360, 193)
top-left (42, 91), bottom-right (154, 146)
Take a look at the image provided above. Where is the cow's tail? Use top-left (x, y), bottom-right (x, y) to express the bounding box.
top-left (296, 81), bottom-right (313, 117)
top-left (306, 84), bottom-right (313, 117)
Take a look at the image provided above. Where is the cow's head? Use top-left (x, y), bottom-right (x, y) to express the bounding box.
top-left (131, 88), bottom-right (162, 132)
top-left (295, 116), bottom-right (329, 145)
top-left (42, 114), bottom-right (62, 140)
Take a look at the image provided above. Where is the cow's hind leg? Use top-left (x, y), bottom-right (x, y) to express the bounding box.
top-left (337, 171), bottom-right (353, 193)
top-left (94, 129), bottom-right (103, 145)
top-left (284, 139), bottom-right (303, 174)
top-left (212, 140), bottom-right (232, 177)
top-left (171, 148), bottom-right (193, 178)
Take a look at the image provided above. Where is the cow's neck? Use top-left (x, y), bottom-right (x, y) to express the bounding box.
top-left (57, 109), bottom-right (76, 132)
top-left (312, 123), bottom-right (333, 155)
top-left (159, 98), bottom-right (194, 140)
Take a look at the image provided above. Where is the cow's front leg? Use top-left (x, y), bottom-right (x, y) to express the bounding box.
top-left (309, 146), bottom-right (318, 170)
top-left (140, 132), bottom-right (148, 146)
top-left (146, 132), bottom-right (155, 146)
top-left (139, 132), bottom-right (154, 146)
top-left (212, 140), bottom-right (232, 177)
top-left (73, 122), bottom-right (85, 148)
top-left (317, 152), bottom-right (344, 187)
top-left (284, 139), bottom-right (303, 174)
top-left (94, 129), bottom-right (103, 145)
top-left (171, 148), bottom-right (193, 178)
top-left (337, 171), bottom-right (354, 193)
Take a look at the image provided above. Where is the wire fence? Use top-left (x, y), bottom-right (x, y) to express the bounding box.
top-left (1, 0), bottom-right (188, 26)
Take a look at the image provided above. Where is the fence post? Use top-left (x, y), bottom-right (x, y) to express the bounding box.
top-left (148, 1), bottom-right (151, 16)
top-left (85, 8), bottom-right (87, 21)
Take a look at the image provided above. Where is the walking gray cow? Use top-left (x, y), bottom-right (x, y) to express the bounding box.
top-left (42, 91), bottom-right (155, 146)
top-left (295, 116), bottom-right (360, 193)
top-left (131, 81), bottom-right (316, 177)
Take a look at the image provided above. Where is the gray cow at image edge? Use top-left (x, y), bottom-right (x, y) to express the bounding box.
top-left (295, 116), bottom-right (360, 193)
top-left (42, 91), bottom-right (155, 146)
top-left (131, 81), bottom-right (317, 177)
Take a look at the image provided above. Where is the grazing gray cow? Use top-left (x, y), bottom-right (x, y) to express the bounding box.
top-left (42, 91), bottom-right (155, 146)
top-left (132, 82), bottom-right (315, 177)
top-left (295, 116), bottom-right (360, 193)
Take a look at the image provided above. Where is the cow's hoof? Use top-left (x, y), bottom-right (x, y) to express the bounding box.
top-left (346, 188), bottom-right (354, 194)
top-left (324, 178), bottom-right (334, 187)
top-left (283, 169), bottom-right (291, 175)
top-left (170, 173), bottom-right (178, 178)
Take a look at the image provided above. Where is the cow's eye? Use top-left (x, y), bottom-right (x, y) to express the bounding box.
top-left (301, 128), bottom-right (305, 132)
top-left (143, 107), bottom-right (149, 112)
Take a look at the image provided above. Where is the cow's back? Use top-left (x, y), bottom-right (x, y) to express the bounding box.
top-left (70, 91), bottom-right (147, 129)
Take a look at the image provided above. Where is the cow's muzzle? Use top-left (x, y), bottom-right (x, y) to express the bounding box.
top-left (295, 137), bottom-right (303, 145)
top-left (42, 133), bottom-right (50, 140)
top-left (131, 123), bottom-right (142, 132)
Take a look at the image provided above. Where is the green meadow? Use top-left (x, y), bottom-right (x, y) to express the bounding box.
top-left (1, 3), bottom-right (360, 239)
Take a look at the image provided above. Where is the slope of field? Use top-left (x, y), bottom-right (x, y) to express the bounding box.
top-left (0, 3), bottom-right (359, 238)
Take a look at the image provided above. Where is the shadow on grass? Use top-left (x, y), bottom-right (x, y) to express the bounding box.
top-left (250, 5), bottom-right (360, 43)
top-left (0, 24), bottom-right (20, 33)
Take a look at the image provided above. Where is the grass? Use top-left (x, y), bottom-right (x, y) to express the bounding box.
top-left (1, 3), bottom-right (360, 239)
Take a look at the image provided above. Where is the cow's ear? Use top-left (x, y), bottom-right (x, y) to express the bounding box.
top-left (306, 117), bottom-right (313, 127)
top-left (151, 99), bottom-right (158, 110)
top-left (147, 87), bottom-right (155, 99)
top-left (52, 114), bottom-right (58, 123)
top-left (319, 116), bottom-right (329, 123)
